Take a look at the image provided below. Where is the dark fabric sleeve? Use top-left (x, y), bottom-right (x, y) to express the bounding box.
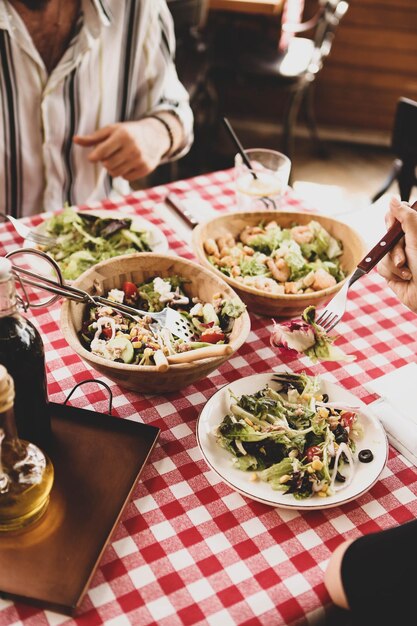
top-left (341, 519), bottom-right (417, 626)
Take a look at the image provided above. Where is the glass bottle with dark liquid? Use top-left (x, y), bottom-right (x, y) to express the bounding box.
top-left (0, 258), bottom-right (51, 448)
top-left (0, 364), bottom-right (54, 531)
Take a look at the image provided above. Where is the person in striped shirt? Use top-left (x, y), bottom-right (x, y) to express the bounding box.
top-left (0, 0), bottom-right (193, 217)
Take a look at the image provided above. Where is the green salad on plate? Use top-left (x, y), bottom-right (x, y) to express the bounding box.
top-left (40, 207), bottom-right (152, 280)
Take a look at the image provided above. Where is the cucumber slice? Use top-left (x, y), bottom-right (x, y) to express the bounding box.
top-left (202, 303), bottom-right (220, 326)
top-left (107, 336), bottom-right (135, 364)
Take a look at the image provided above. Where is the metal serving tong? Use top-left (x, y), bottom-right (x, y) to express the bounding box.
top-left (6, 248), bottom-right (195, 341)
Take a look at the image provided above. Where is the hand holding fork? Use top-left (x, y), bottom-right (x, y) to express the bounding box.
top-left (316, 198), bottom-right (417, 332)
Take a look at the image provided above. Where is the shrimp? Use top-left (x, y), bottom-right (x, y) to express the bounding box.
top-left (217, 255), bottom-right (237, 268)
top-left (204, 238), bottom-right (220, 257)
top-left (242, 245), bottom-right (254, 256)
top-left (266, 257), bottom-right (290, 283)
top-left (311, 268), bottom-right (337, 291)
top-left (240, 225), bottom-right (265, 245)
top-left (291, 225), bottom-right (314, 244)
top-left (216, 237), bottom-right (230, 256)
top-left (242, 275), bottom-right (285, 294)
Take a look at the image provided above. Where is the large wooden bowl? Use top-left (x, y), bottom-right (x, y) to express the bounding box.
top-left (192, 211), bottom-right (366, 318)
top-left (60, 253), bottom-right (251, 394)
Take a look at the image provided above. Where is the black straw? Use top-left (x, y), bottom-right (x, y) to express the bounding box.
top-left (222, 117), bottom-right (257, 179)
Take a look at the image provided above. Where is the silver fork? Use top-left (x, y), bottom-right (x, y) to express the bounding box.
top-left (1, 213), bottom-right (57, 246)
top-left (316, 214), bottom-right (409, 332)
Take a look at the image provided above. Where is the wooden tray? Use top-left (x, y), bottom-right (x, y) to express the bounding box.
top-left (0, 401), bottom-right (160, 615)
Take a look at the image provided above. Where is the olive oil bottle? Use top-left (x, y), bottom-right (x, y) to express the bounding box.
top-left (0, 364), bottom-right (54, 531)
top-left (0, 257), bottom-right (50, 447)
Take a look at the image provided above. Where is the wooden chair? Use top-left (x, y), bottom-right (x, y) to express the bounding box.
top-left (211, 0), bottom-right (349, 163)
top-left (371, 97), bottom-right (417, 203)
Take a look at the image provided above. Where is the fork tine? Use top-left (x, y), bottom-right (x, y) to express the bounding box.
top-left (318, 314), bottom-right (339, 331)
top-left (26, 232), bottom-right (55, 246)
top-left (316, 310), bottom-right (333, 326)
top-left (323, 317), bottom-right (341, 333)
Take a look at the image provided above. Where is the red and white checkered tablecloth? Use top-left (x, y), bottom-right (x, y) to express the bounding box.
top-left (1, 170), bottom-right (417, 626)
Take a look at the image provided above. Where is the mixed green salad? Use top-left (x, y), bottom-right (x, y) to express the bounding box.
top-left (215, 372), bottom-right (364, 499)
top-left (203, 219), bottom-right (345, 295)
top-left (41, 207), bottom-right (152, 279)
top-left (81, 275), bottom-right (246, 365)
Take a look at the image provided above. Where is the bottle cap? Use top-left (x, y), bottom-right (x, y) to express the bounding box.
top-left (0, 258), bottom-right (12, 281)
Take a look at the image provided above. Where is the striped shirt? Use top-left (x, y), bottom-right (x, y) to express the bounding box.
top-left (0, 0), bottom-right (193, 217)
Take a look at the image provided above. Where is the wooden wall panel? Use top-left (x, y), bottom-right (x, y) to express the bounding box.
top-left (313, 0), bottom-right (417, 136)
top-left (209, 0), bottom-right (417, 140)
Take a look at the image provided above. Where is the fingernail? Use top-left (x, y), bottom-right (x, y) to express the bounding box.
top-left (394, 255), bottom-right (403, 267)
top-left (401, 269), bottom-right (412, 279)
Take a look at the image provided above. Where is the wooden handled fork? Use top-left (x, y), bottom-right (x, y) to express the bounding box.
top-left (316, 200), bottom-right (417, 332)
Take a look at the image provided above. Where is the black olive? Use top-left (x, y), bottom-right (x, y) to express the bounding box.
top-left (358, 449), bottom-right (374, 463)
top-left (322, 393), bottom-right (329, 403)
top-left (335, 471), bottom-right (346, 483)
top-left (333, 424), bottom-right (349, 444)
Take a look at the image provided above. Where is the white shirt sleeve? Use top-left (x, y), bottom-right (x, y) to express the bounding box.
top-left (133, 0), bottom-right (194, 159)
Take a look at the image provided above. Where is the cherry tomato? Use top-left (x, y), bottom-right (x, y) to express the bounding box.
top-left (101, 327), bottom-right (113, 339)
top-left (200, 330), bottom-right (225, 344)
top-left (306, 445), bottom-right (322, 462)
top-left (122, 281), bottom-right (138, 299)
top-left (340, 411), bottom-right (356, 429)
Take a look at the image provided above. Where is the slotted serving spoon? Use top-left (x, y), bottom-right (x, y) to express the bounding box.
top-left (104, 299), bottom-right (195, 341)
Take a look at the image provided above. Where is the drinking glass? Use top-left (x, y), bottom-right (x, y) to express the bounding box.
top-left (234, 148), bottom-right (291, 211)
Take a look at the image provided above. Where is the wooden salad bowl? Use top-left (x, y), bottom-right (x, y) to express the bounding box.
top-left (60, 253), bottom-right (251, 394)
top-left (192, 211), bottom-right (366, 318)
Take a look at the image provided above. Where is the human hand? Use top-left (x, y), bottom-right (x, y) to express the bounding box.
top-left (377, 197), bottom-right (417, 313)
top-left (73, 118), bottom-right (172, 182)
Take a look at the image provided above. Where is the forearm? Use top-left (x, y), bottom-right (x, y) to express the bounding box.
top-left (324, 539), bottom-right (353, 609)
top-left (325, 519), bottom-right (417, 623)
top-left (133, 0), bottom-right (194, 160)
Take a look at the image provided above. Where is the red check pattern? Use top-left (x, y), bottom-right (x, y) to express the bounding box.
top-left (1, 170), bottom-right (417, 626)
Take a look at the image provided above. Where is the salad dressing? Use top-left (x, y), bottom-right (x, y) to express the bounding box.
top-left (0, 365), bottom-right (54, 531)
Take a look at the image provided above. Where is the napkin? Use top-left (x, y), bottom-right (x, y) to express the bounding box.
top-left (364, 362), bottom-right (417, 465)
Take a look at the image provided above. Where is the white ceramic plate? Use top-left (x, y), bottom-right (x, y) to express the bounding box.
top-left (197, 370), bottom-right (388, 510)
top-left (32, 209), bottom-right (169, 254)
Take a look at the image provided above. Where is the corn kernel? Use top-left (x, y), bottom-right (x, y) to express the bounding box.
top-left (318, 407), bottom-right (329, 419)
top-left (249, 473), bottom-right (258, 482)
top-left (307, 466), bottom-right (315, 474)
top-left (279, 474), bottom-right (291, 484)
top-left (317, 490), bottom-right (328, 497)
top-left (312, 459), bottom-right (323, 471)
